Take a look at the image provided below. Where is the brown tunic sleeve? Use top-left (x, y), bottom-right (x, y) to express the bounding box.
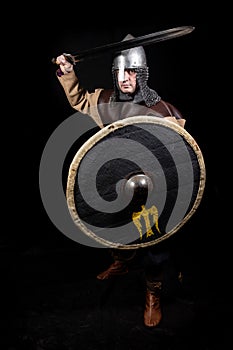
top-left (57, 70), bottom-right (104, 128)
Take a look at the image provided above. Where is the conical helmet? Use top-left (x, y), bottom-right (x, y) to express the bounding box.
top-left (112, 34), bottom-right (147, 81)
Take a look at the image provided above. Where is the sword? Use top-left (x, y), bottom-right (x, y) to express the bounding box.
top-left (52, 25), bottom-right (195, 65)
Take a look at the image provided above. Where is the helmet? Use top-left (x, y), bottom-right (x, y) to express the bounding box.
top-left (111, 34), bottom-right (161, 107)
top-left (113, 34), bottom-right (147, 81)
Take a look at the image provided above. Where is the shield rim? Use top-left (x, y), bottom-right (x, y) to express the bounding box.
top-left (66, 115), bottom-right (206, 249)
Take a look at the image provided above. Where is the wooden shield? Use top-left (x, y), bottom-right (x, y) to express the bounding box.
top-left (66, 116), bottom-right (206, 249)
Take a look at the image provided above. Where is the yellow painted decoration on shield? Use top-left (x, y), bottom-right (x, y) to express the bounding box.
top-left (132, 205), bottom-right (161, 240)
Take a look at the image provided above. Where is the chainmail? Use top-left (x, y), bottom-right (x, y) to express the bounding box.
top-left (110, 67), bottom-right (161, 107)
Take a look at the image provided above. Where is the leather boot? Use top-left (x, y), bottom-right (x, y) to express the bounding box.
top-left (144, 280), bottom-right (162, 327)
top-left (96, 260), bottom-right (128, 280)
top-left (97, 249), bottom-right (136, 280)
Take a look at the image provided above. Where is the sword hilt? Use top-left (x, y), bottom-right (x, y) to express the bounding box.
top-left (51, 53), bottom-right (77, 65)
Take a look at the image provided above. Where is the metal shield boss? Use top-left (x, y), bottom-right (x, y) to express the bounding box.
top-left (66, 115), bottom-right (206, 249)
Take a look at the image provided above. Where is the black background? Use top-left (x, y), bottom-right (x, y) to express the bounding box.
top-left (2, 6), bottom-right (231, 349)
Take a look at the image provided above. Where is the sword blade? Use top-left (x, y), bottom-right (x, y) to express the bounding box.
top-left (52, 26), bottom-right (195, 65)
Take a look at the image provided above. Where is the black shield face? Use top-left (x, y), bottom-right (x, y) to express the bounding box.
top-left (66, 116), bottom-right (206, 249)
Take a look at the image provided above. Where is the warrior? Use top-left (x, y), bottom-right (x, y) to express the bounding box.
top-left (55, 34), bottom-right (186, 327)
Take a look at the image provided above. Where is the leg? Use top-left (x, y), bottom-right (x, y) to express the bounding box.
top-left (144, 279), bottom-right (162, 327)
top-left (143, 246), bottom-right (170, 327)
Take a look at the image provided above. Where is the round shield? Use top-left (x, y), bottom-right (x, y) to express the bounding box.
top-left (66, 116), bottom-right (206, 249)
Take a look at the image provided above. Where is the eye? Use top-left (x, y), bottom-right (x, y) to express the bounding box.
top-left (128, 69), bottom-right (136, 75)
